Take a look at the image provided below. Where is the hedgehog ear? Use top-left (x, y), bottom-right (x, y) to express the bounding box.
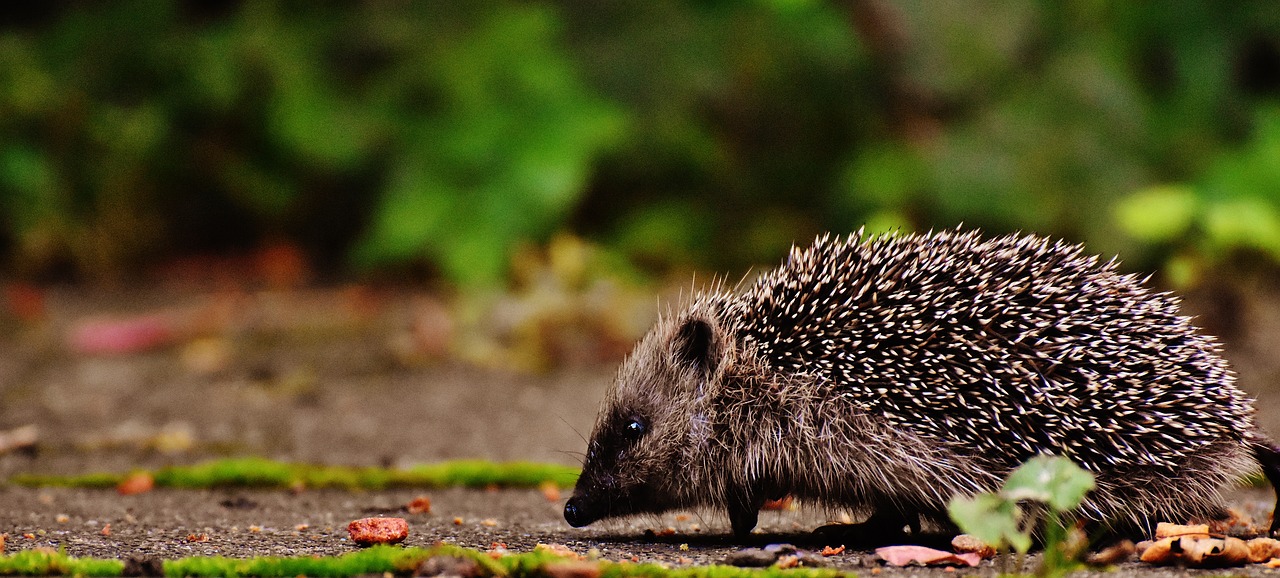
top-left (673, 317), bottom-right (719, 377)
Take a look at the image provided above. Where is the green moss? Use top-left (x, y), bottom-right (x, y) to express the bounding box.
top-left (9, 457), bottom-right (580, 490)
top-left (0, 545), bottom-right (850, 578)
top-left (0, 548), bottom-right (124, 576)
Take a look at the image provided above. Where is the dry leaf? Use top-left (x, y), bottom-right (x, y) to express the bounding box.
top-left (406, 496), bottom-right (432, 514)
top-left (876, 545), bottom-right (982, 567)
top-left (116, 472), bottom-right (154, 495)
top-left (762, 496), bottom-right (793, 511)
top-left (1154, 522), bottom-right (1209, 540)
top-left (1247, 538), bottom-right (1280, 564)
top-left (0, 425), bottom-right (37, 455)
top-left (1139, 535), bottom-right (1250, 567)
top-left (542, 561), bottom-right (600, 578)
top-left (540, 481), bottom-right (561, 502)
top-left (1085, 540), bottom-right (1135, 565)
top-left (535, 543), bottom-right (583, 560)
top-left (69, 315), bottom-right (177, 354)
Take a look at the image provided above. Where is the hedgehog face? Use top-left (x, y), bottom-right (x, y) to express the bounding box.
top-left (565, 311), bottom-right (728, 528)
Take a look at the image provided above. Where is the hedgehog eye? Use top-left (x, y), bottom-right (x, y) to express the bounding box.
top-left (623, 417), bottom-right (647, 440)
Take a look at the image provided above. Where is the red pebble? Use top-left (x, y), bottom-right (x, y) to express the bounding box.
top-left (347, 517), bottom-right (408, 545)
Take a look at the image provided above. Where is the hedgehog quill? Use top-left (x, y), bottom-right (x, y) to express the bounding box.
top-left (564, 229), bottom-right (1280, 542)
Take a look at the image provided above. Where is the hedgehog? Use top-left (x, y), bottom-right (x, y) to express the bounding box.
top-left (563, 228), bottom-right (1280, 542)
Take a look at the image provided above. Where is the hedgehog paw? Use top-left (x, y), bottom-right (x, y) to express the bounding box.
top-left (813, 509), bottom-right (919, 548)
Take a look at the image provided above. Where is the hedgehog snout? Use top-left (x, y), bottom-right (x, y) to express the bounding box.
top-left (563, 496), bottom-right (596, 527)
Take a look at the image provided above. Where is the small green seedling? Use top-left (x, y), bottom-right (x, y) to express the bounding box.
top-left (948, 454), bottom-right (1096, 577)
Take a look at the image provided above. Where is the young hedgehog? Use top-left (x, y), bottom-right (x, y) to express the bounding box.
top-left (564, 229), bottom-right (1280, 541)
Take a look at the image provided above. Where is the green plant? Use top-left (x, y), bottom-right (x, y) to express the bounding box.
top-left (947, 454), bottom-right (1096, 577)
top-left (0, 543), bottom-right (847, 578)
top-left (10, 457), bottom-right (580, 490)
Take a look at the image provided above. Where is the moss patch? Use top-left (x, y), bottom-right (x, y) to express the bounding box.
top-left (0, 544), bottom-right (849, 578)
top-left (9, 457), bottom-right (580, 490)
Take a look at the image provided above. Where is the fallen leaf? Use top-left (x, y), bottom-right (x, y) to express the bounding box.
top-left (116, 472), bottom-right (154, 495)
top-left (1086, 540), bottom-right (1135, 566)
top-left (762, 496), bottom-right (793, 511)
top-left (542, 561), bottom-right (600, 578)
top-left (69, 315), bottom-right (177, 354)
top-left (535, 543), bottom-right (582, 560)
top-left (180, 337), bottom-right (232, 375)
top-left (1247, 538), bottom-right (1280, 564)
top-left (1139, 535), bottom-right (1250, 567)
top-left (3, 283), bottom-right (45, 322)
top-left (0, 425), bottom-right (38, 455)
top-left (406, 496), bottom-right (432, 514)
top-left (876, 545), bottom-right (982, 567)
top-left (1154, 522), bottom-right (1209, 540)
top-left (540, 481), bottom-right (562, 502)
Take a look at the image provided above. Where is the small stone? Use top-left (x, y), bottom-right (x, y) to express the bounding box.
top-left (724, 548), bottom-right (777, 567)
top-left (951, 534), bottom-right (996, 559)
top-left (347, 517), bottom-right (408, 546)
top-left (763, 543), bottom-right (797, 555)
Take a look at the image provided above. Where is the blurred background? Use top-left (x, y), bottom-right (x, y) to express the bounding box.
top-left (2, 0), bottom-right (1280, 469)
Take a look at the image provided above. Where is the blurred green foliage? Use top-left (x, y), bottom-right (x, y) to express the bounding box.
top-left (3, 1), bottom-right (1280, 285)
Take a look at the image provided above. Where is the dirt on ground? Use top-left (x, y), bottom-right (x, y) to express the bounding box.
top-left (1, 284), bottom-right (1279, 575)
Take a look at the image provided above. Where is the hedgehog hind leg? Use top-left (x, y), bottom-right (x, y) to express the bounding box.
top-left (1253, 440), bottom-right (1280, 535)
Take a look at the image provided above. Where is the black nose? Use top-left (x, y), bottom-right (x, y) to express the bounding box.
top-left (564, 497), bottom-right (589, 527)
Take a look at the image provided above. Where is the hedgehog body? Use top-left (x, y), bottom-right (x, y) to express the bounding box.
top-left (564, 229), bottom-right (1280, 539)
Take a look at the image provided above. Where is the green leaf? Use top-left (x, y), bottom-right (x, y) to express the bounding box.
top-left (1114, 185), bottom-right (1198, 242)
top-left (948, 492), bottom-right (1031, 554)
top-left (1001, 454), bottom-right (1095, 512)
top-left (1202, 197), bottom-right (1280, 258)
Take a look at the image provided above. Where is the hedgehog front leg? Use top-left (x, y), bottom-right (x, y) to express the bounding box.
top-left (727, 487), bottom-right (766, 538)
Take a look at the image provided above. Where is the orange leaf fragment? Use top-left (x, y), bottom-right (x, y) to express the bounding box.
top-left (761, 496), bottom-right (793, 511)
top-left (117, 473), bottom-right (155, 495)
top-left (406, 496), bottom-right (432, 514)
top-left (540, 481), bottom-right (562, 502)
